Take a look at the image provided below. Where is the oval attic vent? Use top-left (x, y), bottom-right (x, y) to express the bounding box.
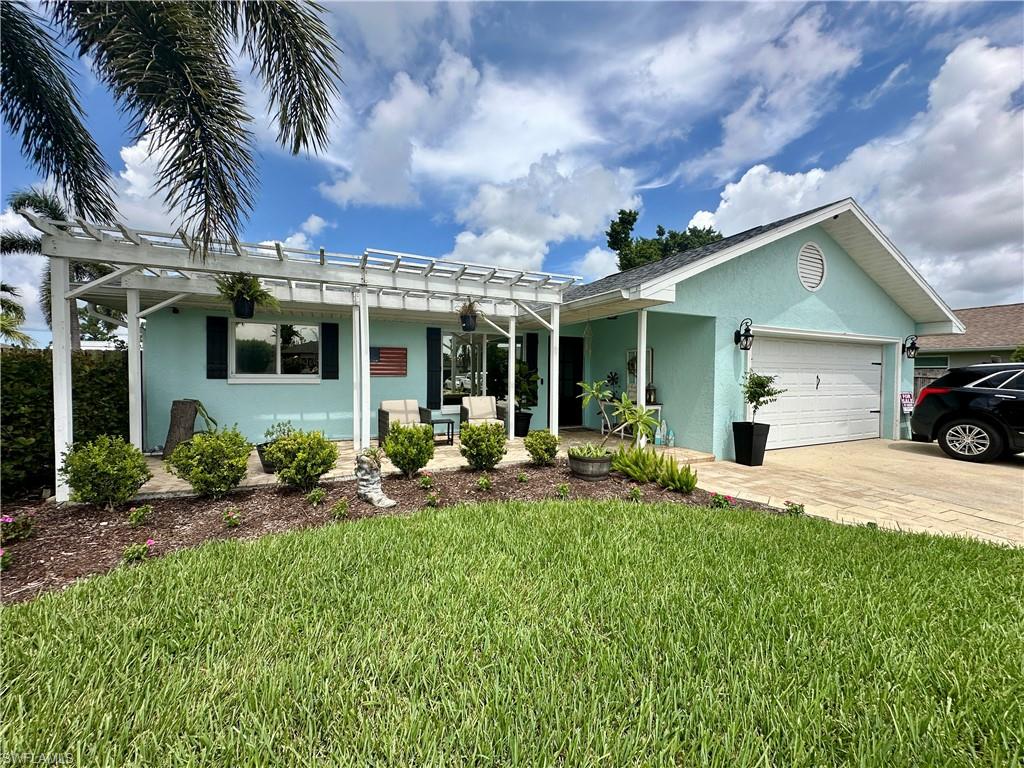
top-left (797, 242), bottom-right (826, 291)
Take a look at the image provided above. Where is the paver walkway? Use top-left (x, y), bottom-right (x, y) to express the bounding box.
top-left (695, 439), bottom-right (1022, 547)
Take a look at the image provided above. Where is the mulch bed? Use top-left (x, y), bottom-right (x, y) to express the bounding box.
top-left (1, 461), bottom-right (777, 604)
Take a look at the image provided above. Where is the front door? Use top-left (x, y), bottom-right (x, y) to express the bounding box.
top-left (558, 337), bottom-right (585, 426)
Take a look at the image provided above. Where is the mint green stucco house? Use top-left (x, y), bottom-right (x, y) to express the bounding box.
top-left (35, 198), bottom-right (963, 499)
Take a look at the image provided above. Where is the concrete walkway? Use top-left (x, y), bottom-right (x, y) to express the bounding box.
top-left (695, 439), bottom-right (1023, 547)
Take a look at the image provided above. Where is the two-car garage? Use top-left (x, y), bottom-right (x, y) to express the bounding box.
top-left (751, 337), bottom-right (885, 450)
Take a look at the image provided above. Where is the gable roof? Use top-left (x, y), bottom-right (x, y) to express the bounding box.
top-left (564, 200), bottom-right (841, 302)
top-left (918, 303), bottom-right (1023, 352)
top-left (562, 198), bottom-right (964, 334)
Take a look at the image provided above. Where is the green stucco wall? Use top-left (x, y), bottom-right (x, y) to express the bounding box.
top-left (142, 308), bottom-right (552, 451)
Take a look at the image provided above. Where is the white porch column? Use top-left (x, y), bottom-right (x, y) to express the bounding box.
top-left (481, 333), bottom-right (488, 395)
top-left (636, 310), bottom-right (648, 408)
top-left (50, 258), bottom-right (73, 502)
top-left (359, 286), bottom-right (371, 449)
top-left (507, 315), bottom-right (516, 440)
top-left (126, 289), bottom-right (143, 450)
top-left (351, 300), bottom-right (362, 449)
top-left (549, 303), bottom-right (560, 437)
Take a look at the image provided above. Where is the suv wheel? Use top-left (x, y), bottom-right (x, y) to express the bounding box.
top-left (938, 419), bottom-right (1004, 462)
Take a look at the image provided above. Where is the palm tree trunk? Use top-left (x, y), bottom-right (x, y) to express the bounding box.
top-left (69, 299), bottom-right (81, 351)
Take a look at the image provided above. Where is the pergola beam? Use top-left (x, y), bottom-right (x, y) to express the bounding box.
top-left (65, 265), bottom-right (140, 300)
top-left (137, 293), bottom-right (188, 318)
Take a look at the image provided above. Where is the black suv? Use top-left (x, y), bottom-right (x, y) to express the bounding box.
top-left (911, 363), bottom-right (1024, 462)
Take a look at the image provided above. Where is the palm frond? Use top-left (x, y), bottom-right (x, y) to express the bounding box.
top-left (52, 1), bottom-right (258, 256)
top-left (8, 186), bottom-right (68, 221)
top-left (0, 231), bottom-right (41, 256)
top-left (0, 2), bottom-right (115, 220)
top-left (0, 312), bottom-right (36, 347)
top-left (218, 0), bottom-right (343, 154)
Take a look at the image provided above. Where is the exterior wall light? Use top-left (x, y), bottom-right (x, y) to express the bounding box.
top-left (903, 335), bottom-right (919, 359)
top-left (734, 318), bottom-right (754, 351)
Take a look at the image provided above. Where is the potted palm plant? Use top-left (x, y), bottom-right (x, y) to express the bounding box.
top-left (733, 370), bottom-right (786, 466)
top-left (569, 383), bottom-right (658, 479)
top-left (457, 299), bottom-right (480, 332)
top-left (215, 272), bottom-right (281, 318)
top-left (256, 420), bottom-right (294, 473)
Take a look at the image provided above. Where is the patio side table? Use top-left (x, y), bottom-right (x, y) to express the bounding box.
top-left (428, 418), bottom-right (454, 446)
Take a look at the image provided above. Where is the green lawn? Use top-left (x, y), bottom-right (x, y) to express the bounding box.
top-left (3, 501), bottom-right (1022, 767)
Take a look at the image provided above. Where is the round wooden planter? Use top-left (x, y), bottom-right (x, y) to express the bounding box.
top-left (568, 453), bottom-right (612, 481)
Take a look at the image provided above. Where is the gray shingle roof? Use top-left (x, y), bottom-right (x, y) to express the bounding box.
top-left (564, 200), bottom-right (846, 302)
top-left (918, 303), bottom-right (1023, 351)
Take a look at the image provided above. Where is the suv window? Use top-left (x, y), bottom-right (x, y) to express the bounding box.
top-left (999, 371), bottom-right (1023, 391)
top-left (931, 369), bottom-right (988, 388)
top-left (968, 370), bottom-right (1020, 389)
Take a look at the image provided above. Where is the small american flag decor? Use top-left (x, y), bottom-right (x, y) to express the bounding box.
top-left (369, 346), bottom-right (407, 376)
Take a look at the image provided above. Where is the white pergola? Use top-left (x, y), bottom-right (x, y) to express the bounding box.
top-left (24, 214), bottom-right (579, 502)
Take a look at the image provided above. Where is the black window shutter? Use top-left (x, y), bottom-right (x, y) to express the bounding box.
top-left (426, 327), bottom-right (441, 409)
top-left (206, 316), bottom-right (228, 379)
top-left (321, 322), bottom-right (339, 379)
top-left (525, 333), bottom-right (539, 407)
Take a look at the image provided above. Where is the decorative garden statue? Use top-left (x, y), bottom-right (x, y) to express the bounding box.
top-left (355, 448), bottom-right (395, 508)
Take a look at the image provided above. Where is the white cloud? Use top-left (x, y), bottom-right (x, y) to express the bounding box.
top-left (685, 7), bottom-right (860, 179)
top-left (687, 210), bottom-right (717, 230)
top-left (448, 154), bottom-right (638, 271)
top-left (319, 43), bottom-right (601, 207)
top-left (0, 207), bottom-right (48, 337)
top-left (571, 246), bottom-right (619, 283)
top-left (690, 38), bottom-right (1024, 308)
top-left (853, 62), bottom-right (910, 110)
top-left (261, 214), bottom-right (335, 251)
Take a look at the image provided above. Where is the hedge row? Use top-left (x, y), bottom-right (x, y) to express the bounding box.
top-left (1, 349), bottom-right (129, 499)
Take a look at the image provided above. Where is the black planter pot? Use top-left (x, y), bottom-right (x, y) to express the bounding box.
top-left (568, 453), bottom-right (612, 480)
top-left (256, 442), bottom-right (276, 474)
top-left (460, 314), bottom-right (478, 332)
top-left (732, 422), bottom-right (770, 466)
top-left (513, 410), bottom-right (533, 437)
top-left (233, 295), bottom-right (256, 319)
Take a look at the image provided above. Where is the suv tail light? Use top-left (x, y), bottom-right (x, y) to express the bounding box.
top-left (916, 386), bottom-right (950, 406)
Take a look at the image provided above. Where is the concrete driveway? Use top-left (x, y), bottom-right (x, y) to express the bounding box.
top-left (696, 439), bottom-right (1023, 547)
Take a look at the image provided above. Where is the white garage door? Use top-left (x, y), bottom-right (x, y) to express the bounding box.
top-left (750, 337), bottom-right (883, 449)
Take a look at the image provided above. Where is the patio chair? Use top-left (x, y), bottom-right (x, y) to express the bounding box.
top-left (460, 396), bottom-right (504, 428)
top-left (377, 399), bottom-right (432, 445)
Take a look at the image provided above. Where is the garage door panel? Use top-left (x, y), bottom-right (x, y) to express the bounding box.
top-left (751, 338), bottom-right (882, 450)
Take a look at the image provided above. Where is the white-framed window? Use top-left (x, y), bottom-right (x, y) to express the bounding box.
top-left (914, 355), bottom-right (949, 368)
top-left (230, 321), bottom-right (321, 381)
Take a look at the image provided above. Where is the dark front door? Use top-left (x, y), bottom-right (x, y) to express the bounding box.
top-left (558, 337), bottom-right (585, 426)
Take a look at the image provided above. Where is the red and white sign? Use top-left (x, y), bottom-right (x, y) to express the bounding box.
top-left (370, 346), bottom-right (407, 376)
top-left (900, 391), bottom-right (914, 414)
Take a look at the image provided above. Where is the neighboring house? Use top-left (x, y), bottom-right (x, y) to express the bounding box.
top-left (914, 304), bottom-right (1023, 393)
top-left (26, 197), bottom-right (963, 501)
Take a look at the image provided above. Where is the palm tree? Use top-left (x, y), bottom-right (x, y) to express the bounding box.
top-left (0, 282), bottom-right (34, 347)
top-left (1, 187), bottom-right (116, 350)
top-left (0, 1), bottom-right (341, 255)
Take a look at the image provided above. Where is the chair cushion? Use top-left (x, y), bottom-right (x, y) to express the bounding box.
top-left (462, 396), bottom-right (496, 419)
top-left (466, 417), bottom-right (504, 428)
top-left (381, 399), bottom-right (420, 425)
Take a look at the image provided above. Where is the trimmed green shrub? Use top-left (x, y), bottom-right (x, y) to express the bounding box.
top-left (167, 428), bottom-right (251, 498)
top-left (1, 349), bottom-right (129, 499)
top-left (329, 499), bottom-right (349, 520)
top-left (306, 487), bottom-right (327, 507)
top-left (127, 504), bottom-right (152, 527)
top-left (611, 446), bottom-right (663, 484)
top-left (383, 423), bottom-right (434, 478)
top-left (657, 459), bottom-right (697, 493)
top-left (60, 435), bottom-right (151, 510)
top-left (523, 430), bottom-right (559, 466)
top-left (476, 475), bottom-right (493, 492)
top-left (459, 422), bottom-right (507, 471)
top-left (266, 430), bottom-right (338, 491)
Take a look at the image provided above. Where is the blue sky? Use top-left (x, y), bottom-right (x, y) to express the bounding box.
top-left (2, 1), bottom-right (1023, 343)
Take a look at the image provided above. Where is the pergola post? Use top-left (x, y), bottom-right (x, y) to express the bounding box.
top-left (126, 289), bottom-right (143, 449)
top-left (507, 315), bottom-right (516, 440)
top-left (481, 333), bottom-right (488, 395)
top-left (359, 286), bottom-right (371, 449)
top-left (549, 304), bottom-right (560, 437)
top-left (351, 301), bottom-right (362, 449)
top-left (50, 258), bottom-right (73, 502)
top-left (636, 309), bottom-right (648, 446)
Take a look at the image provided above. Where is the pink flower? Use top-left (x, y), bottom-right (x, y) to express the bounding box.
top-left (145, 539), bottom-right (155, 547)
top-left (0, 515), bottom-right (13, 523)
top-left (0, 548), bottom-right (5, 556)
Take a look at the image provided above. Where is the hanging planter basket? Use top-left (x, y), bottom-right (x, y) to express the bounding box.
top-left (460, 313), bottom-right (478, 332)
top-left (232, 295), bottom-right (256, 319)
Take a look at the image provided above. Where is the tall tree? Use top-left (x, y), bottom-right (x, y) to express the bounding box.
top-left (1, 187), bottom-right (118, 351)
top-left (606, 209), bottom-right (723, 271)
top-left (0, 282), bottom-right (34, 347)
top-left (1, 1), bottom-right (341, 254)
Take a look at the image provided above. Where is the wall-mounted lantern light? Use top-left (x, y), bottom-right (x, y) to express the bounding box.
top-left (734, 318), bottom-right (754, 351)
top-left (903, 335), bottom-right (919, 359)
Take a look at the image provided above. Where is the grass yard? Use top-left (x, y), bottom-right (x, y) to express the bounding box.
top-left (3, 500), bottom-right (1022, 767)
